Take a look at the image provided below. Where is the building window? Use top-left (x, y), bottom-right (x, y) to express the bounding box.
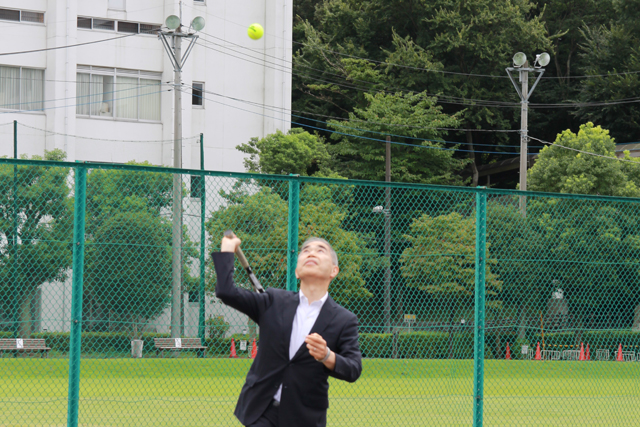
top-left (0, 8), bottom-right (44, 24)
top-left (194, 0), bottom-right (205, 3)
top-left (77, 17), bottom-right (92, 29)
top-left (93, 19), bottom-right (115, 31)
top-left (118, 21), bottom-right (139, 34)
top-left (78, 16), bottom-right (160, 34)
top-left (192, 82), bottom-right (204, 107)
top-left (0, 66), bottom-right (45, 111)
top-left (76, 67), bottom-right (162, 122)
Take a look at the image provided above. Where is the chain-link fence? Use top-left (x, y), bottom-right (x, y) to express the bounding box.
top-left (1, 157), bottom-right (639, 426)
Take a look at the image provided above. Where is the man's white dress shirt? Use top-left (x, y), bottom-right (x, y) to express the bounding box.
top-left (273, 291), bottom-right (328, 402)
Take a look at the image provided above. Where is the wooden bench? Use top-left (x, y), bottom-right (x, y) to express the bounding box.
top-left (153, 338), bottom-right (207, 357)
top-left (0, 338), bottom-right (50, 358)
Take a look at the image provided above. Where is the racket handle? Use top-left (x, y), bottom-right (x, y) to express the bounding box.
top-left (223, 230), bottom-right (265, 294)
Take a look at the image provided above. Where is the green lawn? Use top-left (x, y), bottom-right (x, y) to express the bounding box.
top-left (1, 358), bottom-right (638, 426)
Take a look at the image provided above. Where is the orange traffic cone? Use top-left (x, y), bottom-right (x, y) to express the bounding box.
top-left (534, 342), bottom-right (542, 360)
top-left (585, 344), bottom-right (591, 361)
top-left (579, 343), bottom-right (585, 361)
top-left (229, 338), bottom-right (238, 358)
top-left (616, 343), bottom-right (623, 362)
top-left (250, 338), bottom-right (257, 359)
top-left (505, 343), bottom-right (512, 360)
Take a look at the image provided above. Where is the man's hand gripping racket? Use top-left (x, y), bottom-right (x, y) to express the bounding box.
top-left (223, 230), bottom-right (265, 294)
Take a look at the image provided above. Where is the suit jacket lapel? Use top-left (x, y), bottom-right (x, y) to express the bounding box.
top-left (291, 296), bottom-right (336, 361)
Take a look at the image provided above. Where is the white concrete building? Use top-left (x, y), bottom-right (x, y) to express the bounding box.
top-left (0, 0), bottom-right (292, 171)
top-left (0, 0), bottom-right (292, 338)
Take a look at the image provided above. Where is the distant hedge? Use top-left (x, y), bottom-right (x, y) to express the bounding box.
top-left (3, 330), bottom-right (637, 359)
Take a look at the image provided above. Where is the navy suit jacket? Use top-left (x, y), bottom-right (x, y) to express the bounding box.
top-left (212, 252), bottom-right (362, 427)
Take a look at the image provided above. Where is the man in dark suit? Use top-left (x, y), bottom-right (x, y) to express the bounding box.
top-left (212, 235), bottom-right (362, 427)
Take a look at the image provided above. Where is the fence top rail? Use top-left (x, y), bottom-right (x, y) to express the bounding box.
top-left (3, 157), bottom-right (640, 205)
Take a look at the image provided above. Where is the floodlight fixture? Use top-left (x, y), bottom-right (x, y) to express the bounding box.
top-left (534, 52), bottom-right (550, 68)
top-left (191, 16), bottom-right (206, 32)
top-left (512, 52), bottom-right (527, 68)
top-left (165, 15), bottom-right (180, 30)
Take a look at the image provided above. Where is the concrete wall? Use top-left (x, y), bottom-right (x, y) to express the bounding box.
top-left (0, 0), bottom-right (291, 335)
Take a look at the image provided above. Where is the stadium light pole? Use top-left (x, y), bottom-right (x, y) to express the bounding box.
top-left (159, 8), bottom-right (206, 339)
top-left (506, 52), bottom-right (550, 216)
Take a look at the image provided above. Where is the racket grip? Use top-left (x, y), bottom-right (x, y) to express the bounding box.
top-left (223, 230), bottom-right (265, 293)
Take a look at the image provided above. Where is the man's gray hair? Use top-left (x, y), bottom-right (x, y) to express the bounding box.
top-left (300, 237), bottom-right (339, 267)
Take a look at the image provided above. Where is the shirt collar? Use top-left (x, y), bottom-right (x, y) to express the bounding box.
top-left (299, 291), bottom-right (329, 307)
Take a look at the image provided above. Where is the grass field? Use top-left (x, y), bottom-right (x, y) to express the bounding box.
top-left (1, 358), bottom-right (639, 426)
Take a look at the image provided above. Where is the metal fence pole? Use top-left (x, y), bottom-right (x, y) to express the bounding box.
top-left (67, 165), bottom-right (87, 427)
top-left (473, 188), bottom-right (487, 427)
top-left (11, 120), bottom-right (18, 339)
top-left (287, 176), bottom-right (300, 291)
top-left (198, 134), bottom-right (206, 353)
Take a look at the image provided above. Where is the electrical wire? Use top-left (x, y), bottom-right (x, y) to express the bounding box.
top-left (0, 81), bottom-right (170, 110)
top-left (184, 3), bottom-right (640, 81)
top-left (191, 82), bottom-right (519, 133)
top-left (528, 135), bottom-right (640, 164)
top-left (17, 123), bottom-right (200, 143)
top-left (184, 83), bottom-right (538, 149)
top-left (182, 87), bottom-right (528, 156)
top-left (194, 40), bottom-right (522, 109)
top-left (196, 38), bottom-right (640, 109)
top-left (0, 29), bottom-right (157, 57)
top-left (0, 86), bottom-right (170, 115)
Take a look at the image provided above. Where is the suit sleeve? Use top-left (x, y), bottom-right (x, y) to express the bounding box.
top-left (211, 252), bottom-right (272, 324)
top-left (328, 313), bottom-right (362, 383)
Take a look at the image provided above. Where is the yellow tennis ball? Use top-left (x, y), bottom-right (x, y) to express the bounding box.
top-left (248, 23), bottom-right (264, 40)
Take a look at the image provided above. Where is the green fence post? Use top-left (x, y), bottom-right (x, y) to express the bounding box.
top-left (67, 165), bottom-right (87, 427)
top-left (287, 175), bottom-right (300, 291)
top-left (198, 133), bottom-right (206, 354)
top-left (473, 188), bottom-right (487, 427)
top-left (11, 120), bottom-right (18, 340)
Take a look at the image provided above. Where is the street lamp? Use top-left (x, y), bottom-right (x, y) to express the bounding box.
top-left (506, 52), bottom-right (549, 216)
top-left (159, 6), bottom-right (205, 339)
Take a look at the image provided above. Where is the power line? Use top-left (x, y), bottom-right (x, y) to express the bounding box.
top-left (181, 87), bottom-right (527, 156)
top-left (194, 40), bottom-right (522, 109)
top-left (0, 86), bottom-right (170, 115)
top-left (184, 83), bottom-right (537, 149)
top-left (192, 83), bottom-right (519, 133)
top-left (197, 36), bottom-right (522, 108)
top-left (0, 81), bottom-right (170, 110)
top-left (0, 30), bottom-right (155, 57)
top-left (528, 135), bottom-right (640, 164)
top-left (16, 123), bottom-right (200, 143)
top-left (186, 4), bottom-right (640, 81)
top-left (196, 38), bottom-right (640, 109)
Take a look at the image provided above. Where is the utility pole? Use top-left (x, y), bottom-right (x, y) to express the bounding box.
top-left (159, 6), bottom-right (205, 339)
top-left (506, 52), bottom-right (549, 216)
top-left (170, 21), bottom-right (183, 341)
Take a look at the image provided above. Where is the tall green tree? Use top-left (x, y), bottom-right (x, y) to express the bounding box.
top-left (528, 122), bottom-right (640, 196)
top-left (83, 162), bottom-right (198, 335)
top-left (400, 212), bottom-right (502, 356)
top-left (327, 91), bottom-right (469, 184)
top-left (205, 182), bottom-right (382, 308)
top-left (526, 123), bottom-right (640, 335)
top-left (237, 128), bottom-right (332, 176)
top-left (569, 0), bottom-right (640, 143)
top-left (293, 0), bottom-right (552, 186)
top-left (0, 150), bottom-right (72, 337)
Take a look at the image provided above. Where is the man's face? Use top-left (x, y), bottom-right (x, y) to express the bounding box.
top-left (295, 241), bottom-right (339, 282)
